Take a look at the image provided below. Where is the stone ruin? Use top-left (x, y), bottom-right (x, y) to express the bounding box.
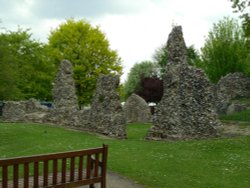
top-left (87, 75), bottom-right (127, 138)
top-left (52, 59), bottom-right (78, 109)
top-left (215, 72), bottom-right (250, 114)
top-left (123, 94), bottom-right (151, 123)
top-left (1, 60), bottom-right (126, 139)
top-left (2, 98), bottom-right (48, 122)
top-left (146, 26), bottom-right (220, 140)
top-left (44, 60), bottom-right (79, 126)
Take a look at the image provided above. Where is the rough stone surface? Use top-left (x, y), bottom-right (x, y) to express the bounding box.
top-left (52, 59), bottom-right (78, 109)
top-left (87, 75), bottom-right (127, 138)
top-left (43, 60), bottom-right (80, 126)
top-left (215, 72), bottom-right (250, 114)
top-left (1, 61), bottom-right (126, 139)
top-left (146, 26), bottom-right (220, 140)
top-left (226, 103), bottom-right (247, 115)
top-left (123, 94), bottom-right (151, 123)
top-left (2, 98), bottom-right (49, 122)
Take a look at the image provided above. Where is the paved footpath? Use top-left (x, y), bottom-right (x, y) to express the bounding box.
top-left (82, 171), bottom-right (145, 188)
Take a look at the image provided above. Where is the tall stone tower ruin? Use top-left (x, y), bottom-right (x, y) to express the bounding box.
top-left (146, 26), bottom-right (220, 140)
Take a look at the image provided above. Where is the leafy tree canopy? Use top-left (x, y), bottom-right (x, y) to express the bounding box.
top-left (124, 44), bottom-right (201, 100)
top-left (0, 28), bottom-right (54, 101)
top-left (200, 17), bottom-right (249, 83)
top-left (136, 77), bottom-right (163, 103)
top-left (123, 61), bottom-right (159, 99)
top-left (47, 19), bottom-right (122, 105)
top-left (230, 0), bottom-right (250, 38)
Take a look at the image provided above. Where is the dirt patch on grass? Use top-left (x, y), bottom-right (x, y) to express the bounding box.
top-left (220, 121), bottom-right (250, 137)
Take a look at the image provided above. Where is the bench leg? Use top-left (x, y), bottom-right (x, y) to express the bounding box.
top-left (89, 184), bottom-right (95, 188)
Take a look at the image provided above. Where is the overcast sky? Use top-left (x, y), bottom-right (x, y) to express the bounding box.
top-left (0, 0), bottom-right (237, 82)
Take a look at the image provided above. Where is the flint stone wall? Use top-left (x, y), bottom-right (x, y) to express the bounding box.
top-left (146, 26), bottom-right (220, 140)
top-left (43, 60), bottom-right (80, 126)
top-left (52, 59), bottom-right (78, 109)
top-left (215, 72), bottom-right (250, 114)
top-left (1, 60), bottom-right (126, 139)
top-left (226, 103), bottom-right (247, 115)
top-left (87, 75), bottom-right (127, 138)
top-left (123, 94), bottom-right (151, 123)
top-left (2, 98), bottom-right (49, 122)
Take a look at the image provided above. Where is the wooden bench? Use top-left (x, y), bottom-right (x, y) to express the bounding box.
top-left (0, 145), bottom-right (108, 188)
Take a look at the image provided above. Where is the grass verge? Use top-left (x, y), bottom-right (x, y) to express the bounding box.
top-left (220, 109), bottom-right (250, 122)
top-left (0, 122), bottom-right (250, 188)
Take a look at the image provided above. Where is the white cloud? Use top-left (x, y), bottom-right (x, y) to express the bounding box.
top-left (92, 0), bottom-right (235, 82)
top-left (14, 0), bottom-right (34, 19)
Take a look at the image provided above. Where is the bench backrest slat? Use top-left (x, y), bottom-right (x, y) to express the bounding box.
top-left (13, 164), bottom-right (19, 188)
top-left (43, 160), bottom-right (49, 186)
top-left (34, 162), bottom-right (39, 187)
top-left (2, 166), bottom-right (7, 188)
top-left (78, 155), bottom-right (83, 180)
top-left (61, 158), bottom-right (66, 183)
top-left (70, 157), bottom-right (75, 182)
top-left (52, 159), bottom-right (58, 185)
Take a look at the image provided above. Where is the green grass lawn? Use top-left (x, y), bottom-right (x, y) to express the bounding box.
top-left (0, 122), bottom-right (250, 188)
top-left (220, 109), bottom-right (250, 122)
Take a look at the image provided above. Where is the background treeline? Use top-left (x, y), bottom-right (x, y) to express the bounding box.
top-left (0, 19), bottom-right (122, 106)
top-left (123, 16), bottom-right (250, 103)
top-left (0, 1), bottom-right (249, 105)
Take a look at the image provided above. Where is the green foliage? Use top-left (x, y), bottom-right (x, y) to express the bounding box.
top-left (117, 83), bottom-right (125, 102)
top-left (152, 44), bottom-right (168, 68)
top-left (230, 0), bottom-right (250, 38)
top-left (0, 32), bottom-right (20, 100)
top-left (187, 45), bottom-right (202, 66)
top-left (220, 109), bottom-right (250, 122)
top-left (0, 28), bottom-right (54, 101)
top-left (47, 19), bottom-right (122, 105)
top-left (153, 44), bottom-right (201, 69)
top-left (124, 44), bottom-right (201, 100)
top-left (1, 122), bottom-right (250, 188)
top-left (123, 61), bottom-right (159, 99)
top-left (200, 17), bottom-right (250, 83)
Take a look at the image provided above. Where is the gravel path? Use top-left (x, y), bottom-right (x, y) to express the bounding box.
top-left (81, 171), bottom-right (145, 188)
top-left (221, 122), bottom-right (250, 137)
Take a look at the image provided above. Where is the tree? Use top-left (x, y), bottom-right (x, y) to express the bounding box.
top-left (152, 44), bottom-right (168, 69)
top-left (47, 19), bottom-right (122, 105)
top-left (186, 45), bottom-right (201, 66)
top-left (124, 45), bottom-right (201, 100)
top-left (230, 0), bottom-right (250, 38)
top-left (0, 33), bottom-right (20, 100)
top-left (123, 61), bottom-right (159, 99)
top-left (200, 17), bottom-right (249, 83)
top-left (0, 28), bottom-right (54, 101)
top-left (136, 77), bottom-right (163, 103)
